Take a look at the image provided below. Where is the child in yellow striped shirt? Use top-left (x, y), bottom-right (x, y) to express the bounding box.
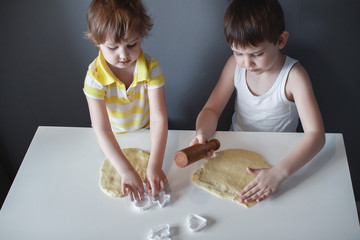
top-left (84, 0), bottom-right (168, 202)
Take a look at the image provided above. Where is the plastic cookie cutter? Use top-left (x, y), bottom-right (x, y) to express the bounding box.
top-left (151, 191), bottom-right (171, 208)
top-left (132, 191), bottom-right (171, 211)
top-left (186, 214), bottom-right (207, 232)
top-left (148, 224), bottom-right (171, 240)
top-left (132, 195), bottom-right (153, 211)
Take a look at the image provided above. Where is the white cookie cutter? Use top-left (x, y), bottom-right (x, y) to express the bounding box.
top-left (132, 191), bottom-right (171, 211)
top-left (148, 224), bottom-right (171, 240)
top-left (152, 191), bottom-right (171, 208)
top-left (132, 195), bottom-right (153, 211)
top-left (186, 214), bottom-right (207, 232)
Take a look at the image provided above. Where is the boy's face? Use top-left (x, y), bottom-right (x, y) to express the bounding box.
top-left (231, 41), bottom-right (281, 75)
top-left (99, 32), bottom-right (142, 70)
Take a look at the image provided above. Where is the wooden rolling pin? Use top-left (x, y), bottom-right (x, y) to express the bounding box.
top-left (174, 139), bottom-right (221, 167)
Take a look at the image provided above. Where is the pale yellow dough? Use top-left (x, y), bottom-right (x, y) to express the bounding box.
top-left (192, 149), bottom-right (271, 207)
top-left (99, 148), bottom-right (150, 197)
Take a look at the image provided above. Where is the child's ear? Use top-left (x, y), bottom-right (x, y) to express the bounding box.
top-left (277, 31), bottom-right (289, 49)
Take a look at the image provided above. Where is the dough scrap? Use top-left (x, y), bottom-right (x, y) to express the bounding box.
top-left (99, 148), bottom-right (149, 197)
top-left (192, 149), bottom-right (271, 207)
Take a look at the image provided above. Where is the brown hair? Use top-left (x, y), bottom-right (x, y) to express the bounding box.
top-left (224, 0), bottom-right (285, 48)
top-left (86, 0), bottom-right (153, 44)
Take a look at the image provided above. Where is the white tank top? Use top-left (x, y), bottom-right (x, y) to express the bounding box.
top-left (231, 56), bottom-right (299, 132)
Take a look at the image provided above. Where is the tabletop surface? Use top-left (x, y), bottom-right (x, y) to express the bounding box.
top-left (0, 126), bottom-right (359, 239)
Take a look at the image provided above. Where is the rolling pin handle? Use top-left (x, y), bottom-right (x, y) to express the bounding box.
top-left (174, 139), bottom-right (221, 168)
top-left (206, 139), bottom-right (221, 152)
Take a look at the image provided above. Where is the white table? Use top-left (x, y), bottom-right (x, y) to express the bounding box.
top-left (0, 127), bottom-right (359, 239)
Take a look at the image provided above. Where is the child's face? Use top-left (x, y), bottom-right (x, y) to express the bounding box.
top-left (99, 32), bottom-right (142, 70)
top-left (231, 41), bottom-right (281, 75)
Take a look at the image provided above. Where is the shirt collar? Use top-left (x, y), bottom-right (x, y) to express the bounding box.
top-left (95, 49), bottom-right (149, 86)
top-left (135, 50), bottom-right (149, 82)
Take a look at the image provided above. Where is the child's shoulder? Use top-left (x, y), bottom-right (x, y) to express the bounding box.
top-left (223, 55), bottom-right (237, 74)
top-left (141, 51), bottom-right (160, 70)
top-left (288, 61), bottom-right (309, 83)
top-left (88, 58), bottom-right (98, 72)
top-left (143, 52), bottom-right (154, 62)
top-left (286, 60), bottom-right (312, 98)
top-left (86, 57), bottom-right (100, 80)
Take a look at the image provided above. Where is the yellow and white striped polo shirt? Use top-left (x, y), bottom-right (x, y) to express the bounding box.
top-left (83, 49), bottom-right (164, 133)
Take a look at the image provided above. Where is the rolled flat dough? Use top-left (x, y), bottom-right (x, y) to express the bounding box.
top-left (192, 149), bottom-right (271, 207)
top-left (99, 148), bottom-right (150, 197)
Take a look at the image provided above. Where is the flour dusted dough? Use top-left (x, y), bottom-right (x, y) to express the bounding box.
top-left (192, 149), bottom-right (271, 207)
top-left (100, 148), bottom-right (149, 197)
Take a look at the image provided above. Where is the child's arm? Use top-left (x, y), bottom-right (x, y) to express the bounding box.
top-left (86, 96), bottom-right (145, 202)
top-left (191, 56), bottom-right (236, 146)
top-left (146, 86), bottom-right (168, 197)
top-left (238, 63), bottom-right (325, 204)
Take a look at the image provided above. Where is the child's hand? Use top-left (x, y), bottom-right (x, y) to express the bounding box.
top-left (190, 134), bottom-right (214, 159)
top-left (121, 170), bottom-right (145, 202)
top-left (146, 167), bottom-right (168, 197)
top-left (190, 134), bottom-right (207, 145)
top-left (238, 166), bottom-right (286, 203)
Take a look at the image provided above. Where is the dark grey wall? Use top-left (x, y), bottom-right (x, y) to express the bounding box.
top-left (1, 0), bottom-right (359, 209)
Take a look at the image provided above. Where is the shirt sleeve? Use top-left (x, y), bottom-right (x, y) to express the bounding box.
top-left (83, 60), bottom-right (106, 100)
top-left (146, 57), bottom-right (165, 90)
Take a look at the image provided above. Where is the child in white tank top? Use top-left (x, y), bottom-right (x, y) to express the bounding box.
top-left (231, 56), bottom-right (299, 132)
top-left (190, 0), bottom-right (325, 205)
